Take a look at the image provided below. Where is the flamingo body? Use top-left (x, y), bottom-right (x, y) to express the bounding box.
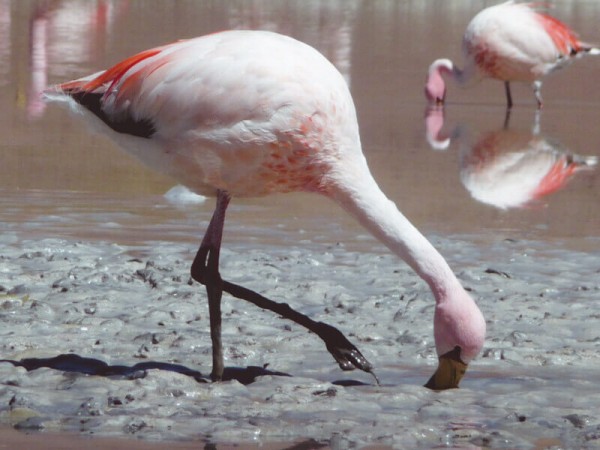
top-left (425, 1), bottom-right (599, 108)
top-left (54, 31), bottom-right (356, 198)
top-left (46, 30), bottom-right (485, 388)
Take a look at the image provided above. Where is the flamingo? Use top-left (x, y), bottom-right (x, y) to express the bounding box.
top-left (44, 30), bottom-right (485, 389)
top-left (425, 1), bottom-right (600, 109)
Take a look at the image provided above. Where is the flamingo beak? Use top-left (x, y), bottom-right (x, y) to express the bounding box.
top-left (424, 346), bottom-right (467, 390)
top-left (435, 96), bottom-right (445, 106)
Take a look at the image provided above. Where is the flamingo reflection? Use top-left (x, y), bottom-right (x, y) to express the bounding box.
top-left (27, 3), bottom-right (50, 119)
top-left (26, 0), bottom-right (129, 119)
top-left (0, 0), bottom-right (10, 87)
top-left (425, 108), bottom-right (598, 209)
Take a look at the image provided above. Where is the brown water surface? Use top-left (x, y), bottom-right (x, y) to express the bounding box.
top-left (1, 0), bottom-right (599, 252)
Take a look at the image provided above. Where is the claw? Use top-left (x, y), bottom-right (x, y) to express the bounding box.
top-left (327, 342), bottom-right (380, 385)
top-left (317, 321), bottom-right (374, 373)
top-left (218, 280), bottom-right (378, 381)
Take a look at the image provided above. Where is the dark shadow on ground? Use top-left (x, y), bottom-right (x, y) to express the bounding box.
top-left (0, 353), bottom-right (291, 384)
top-left (0, 353), bottom-right (373, 386)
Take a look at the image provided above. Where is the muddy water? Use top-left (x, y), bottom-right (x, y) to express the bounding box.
top-left (1, 1), bottom-right (600, 448)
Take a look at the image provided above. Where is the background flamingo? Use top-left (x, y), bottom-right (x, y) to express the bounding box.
top-left (45, 30), bottom-right (485, 389)
top-left (425, 1), bottom-right (600, 109)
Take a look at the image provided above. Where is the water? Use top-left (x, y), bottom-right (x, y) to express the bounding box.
top-left (1, 1), bottom-right (600, 448)
top-left (2, 0), bottom-right (599, 247)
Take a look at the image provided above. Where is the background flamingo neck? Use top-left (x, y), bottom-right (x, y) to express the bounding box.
top-left (436, 59), bottom-right (467, 86)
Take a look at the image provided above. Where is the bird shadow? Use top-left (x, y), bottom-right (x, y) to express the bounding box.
top-left (0, 353), bottom-right (284, 385)
top-left (0, 353), bottom-right (371, 386)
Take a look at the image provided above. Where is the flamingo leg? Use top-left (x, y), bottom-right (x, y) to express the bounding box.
top-left (191, 190), bottom-right (231, 381)
top-left (191, 191), bottom-right (378, 383)
top-left (504, 81), bottom-right (513, 109)
top-left (220, 278), bottom-right (378, 383)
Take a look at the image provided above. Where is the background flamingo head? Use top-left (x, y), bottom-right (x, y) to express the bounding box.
top-left (425, 59), bottom-right (453, 105)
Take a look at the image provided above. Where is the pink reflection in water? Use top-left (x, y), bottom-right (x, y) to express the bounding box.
top-left (425, 107), bottom-right (598, 209)
top-left (0, 0), bottom-right (10, 88)
top-left (27, 5), bottom-right (49, 119)
top-left (26, 0), bottom-right (129, 119)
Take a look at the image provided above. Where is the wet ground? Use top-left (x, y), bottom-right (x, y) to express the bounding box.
top-left (1, 0), bottom-right (600, 448)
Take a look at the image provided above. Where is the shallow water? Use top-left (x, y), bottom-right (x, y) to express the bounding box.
top-left (3, 0), bottom-right (600, 246)
top-left (1, 0), bottom-right (600, 448)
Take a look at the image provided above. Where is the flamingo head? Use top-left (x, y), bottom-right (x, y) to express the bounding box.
top-left (425, 286), bottom-right (486, 390)
top-left (425, 59), bottom-right (454, 106)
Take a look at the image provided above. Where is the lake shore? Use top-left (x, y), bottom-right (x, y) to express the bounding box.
top-left (1, 233), bottom-right (599, 448)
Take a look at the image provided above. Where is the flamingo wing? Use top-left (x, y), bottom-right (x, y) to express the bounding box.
top-left (463, 2), bottom-right (588, 81)
top-left (50, 31), bottom-right (352, 143)
top-left (46, 30), bottom-right (360, 197)
top-left (534, 10), bottom-right (584, 56)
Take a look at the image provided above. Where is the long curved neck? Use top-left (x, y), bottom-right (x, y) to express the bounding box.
top-left (327, 161), bottom-right (462, 302)
top-left (433, 58), bottom-right (468, 86)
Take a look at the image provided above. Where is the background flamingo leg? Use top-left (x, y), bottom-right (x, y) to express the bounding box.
top-left (504, 81), bottom-right (513, 109)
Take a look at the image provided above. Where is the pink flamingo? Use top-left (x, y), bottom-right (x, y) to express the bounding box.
top-left (425, 1), bottom-right (599, 109)
top-left (45, 30), bottom-right (485, 389)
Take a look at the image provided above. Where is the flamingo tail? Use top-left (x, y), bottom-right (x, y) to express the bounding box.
top-left (43, 48), bottom-right (164, 138)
